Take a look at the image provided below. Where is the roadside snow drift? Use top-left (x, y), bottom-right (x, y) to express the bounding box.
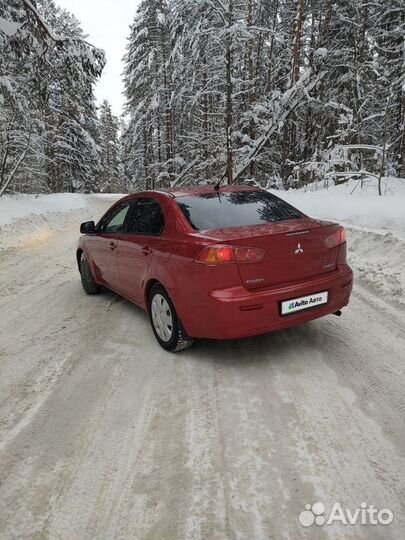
top-left (272, 177), bottom-right (405, 238)
top-left (273, 177), bottom-right (405, 309)
top-left (0, 193), bottom-right (89, 227)
top-left (0, 194), bottom-right (119, 253)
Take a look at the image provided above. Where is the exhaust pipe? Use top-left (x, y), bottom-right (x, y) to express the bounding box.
top-left (333, 310), bottom-right (342, 317)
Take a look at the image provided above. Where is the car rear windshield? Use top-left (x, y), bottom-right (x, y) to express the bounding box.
top-left (176, 191), bottom-right (304, 230)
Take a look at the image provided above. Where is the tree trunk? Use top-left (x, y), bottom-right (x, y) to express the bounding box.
top-left (247, 0), bottom-right (255, 178)
top-left (321, 0), bottom-right (332, 47)
top-left (284, 0), bottom-right (305, 183)
top-left (143, 120), bottom-right (149, 189)
top-left (291, 0), bottom-right (305, 86)
top-left (266, 0), bottom-right (279, 93)
top-left (225, 0), bottom-right (234, 184)
top-left (161, 23), bottom-right (174, 187)
top-left (0, 136), bottom-right (31, 197)
top-left (379, 92), bottom-right (391, 196)
top-left (0, 112), bottom-right (16, 192)
top-left (202, 55), bottom-right (209, 164)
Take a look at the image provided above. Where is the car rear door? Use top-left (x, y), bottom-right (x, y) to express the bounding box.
top-left (116, 198), bottom-right (165, 304)
top-left (90, 201), bottom-right (131, 289)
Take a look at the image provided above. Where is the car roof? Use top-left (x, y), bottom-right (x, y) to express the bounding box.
top-left (121, 184), bottom-right (262, 200)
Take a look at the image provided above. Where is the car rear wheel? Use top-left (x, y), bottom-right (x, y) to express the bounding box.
top-left (80, 253), bottom-right (100, 295)
top-left (149, 284), bottom-right (194, 352)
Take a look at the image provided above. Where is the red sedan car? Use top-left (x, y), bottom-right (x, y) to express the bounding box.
top-left (77, 186), bottom-right (353, 352)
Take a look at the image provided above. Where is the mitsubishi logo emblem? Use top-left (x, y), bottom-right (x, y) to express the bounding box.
top-left (295, 243), bottom-right (304, 254)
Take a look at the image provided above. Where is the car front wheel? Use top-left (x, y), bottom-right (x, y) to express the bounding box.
top-left (149, 284), bottom-right (194, 352)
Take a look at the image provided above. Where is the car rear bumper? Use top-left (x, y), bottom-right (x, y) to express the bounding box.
top-left (182, 264), bottom-right (353, 339)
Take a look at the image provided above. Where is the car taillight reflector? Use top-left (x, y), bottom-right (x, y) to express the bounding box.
top-left (234, 247), bottom-right (265, 262)
top-left (326, 227), bottom-right (346, 248)
top-left (195, 245), bottom-right (265, 265)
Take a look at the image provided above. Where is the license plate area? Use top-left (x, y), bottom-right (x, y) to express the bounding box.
top-left (281, 291), bottom-right (328, 315)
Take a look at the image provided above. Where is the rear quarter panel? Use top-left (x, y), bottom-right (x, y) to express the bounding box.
top-left (150, 234), bottom-right (242, 335)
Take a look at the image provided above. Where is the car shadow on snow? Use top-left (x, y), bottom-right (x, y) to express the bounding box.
top-left (191, 322), bottom-right (330, 368)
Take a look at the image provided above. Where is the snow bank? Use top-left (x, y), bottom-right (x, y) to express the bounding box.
top-left (0, 193), bottom-right (91, 253)
top-left (0, 193), bottom-right (89, 227)
top-left (271, 177), bottom-right (405, 238)
top-left (348, 228), bottom-right (404, 308)
top-left (272, 177), bottom-right (405, 307)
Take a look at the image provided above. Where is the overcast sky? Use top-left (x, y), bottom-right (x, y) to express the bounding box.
top-left (57, 0), bottom-right (141, 116)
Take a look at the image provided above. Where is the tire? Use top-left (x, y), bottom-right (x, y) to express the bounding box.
top-left (149, 283), bottom-right (194, 352)
top-left (80, 253), bottom-right (100, 295)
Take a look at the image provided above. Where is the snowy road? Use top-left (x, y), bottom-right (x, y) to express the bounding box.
top-left (0, 197), bottom-right (404, 540)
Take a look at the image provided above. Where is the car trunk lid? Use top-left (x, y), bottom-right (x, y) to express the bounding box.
top-left (193, 218), bottom-right (341, 289)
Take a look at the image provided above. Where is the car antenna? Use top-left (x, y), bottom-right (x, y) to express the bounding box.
top-left (214, 171), bottom-right (227, 191)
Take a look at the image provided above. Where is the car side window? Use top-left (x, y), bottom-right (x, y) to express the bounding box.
top-left (126, 198), bottom-right (165, 235)
top-left (99, 202), bottom-right (131, 233)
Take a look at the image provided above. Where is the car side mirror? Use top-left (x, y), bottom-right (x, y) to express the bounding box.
top-left (80, 221), bottom-right (96, 234)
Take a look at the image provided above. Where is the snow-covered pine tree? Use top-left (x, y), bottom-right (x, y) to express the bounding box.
top-left (98, 100), bottom-right (123, 193)
top-left (121, 0), bottom-right (404, 190)
top-left (170, 0), bottom-right (257, 184)
top-left (123, 0), bottom-right (174, 190)
top-left (0, 0), bottom-right (105, 195)
top-left (369, 0), bottom-right (405, 177)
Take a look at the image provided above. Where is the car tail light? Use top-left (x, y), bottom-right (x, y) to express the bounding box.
top-left (196, 245), bottom-right (233, 264)
top-left (195, 245), bottom-right (265, 265)
top-left (326, 227), bottom-right (346, 248)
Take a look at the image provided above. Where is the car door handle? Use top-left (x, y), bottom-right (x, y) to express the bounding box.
top-left (109, 241), bottom-right (117, 251)
top-left (142, 245), bottom-right (152, 256)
